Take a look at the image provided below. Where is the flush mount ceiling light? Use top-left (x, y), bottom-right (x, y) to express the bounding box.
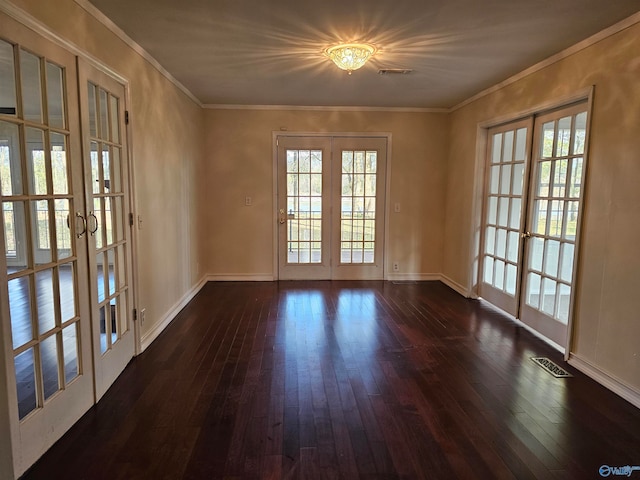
top-left (325, 43), bottom-right (376, 74)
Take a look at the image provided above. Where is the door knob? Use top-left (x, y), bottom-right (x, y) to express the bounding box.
top-left (521, 231), bottom-right (531, 239)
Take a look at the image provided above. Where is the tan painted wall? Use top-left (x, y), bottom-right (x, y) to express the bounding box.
top-left (9, 0), bottom-right (205, 340)
top-left (202, 109), bottom-right (448, 278)
top-left (443, 23), bottom-right (640, 392)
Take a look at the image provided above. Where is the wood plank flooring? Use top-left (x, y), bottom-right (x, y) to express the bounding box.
top-left (21, 281), bottom-right (640, 479)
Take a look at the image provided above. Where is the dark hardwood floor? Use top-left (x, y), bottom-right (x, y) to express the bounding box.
top-left (21, 281), bottom-right (640, 479)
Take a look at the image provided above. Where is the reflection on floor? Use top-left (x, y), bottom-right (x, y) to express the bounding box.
top-left (21, 281), bottom-right (640, 479)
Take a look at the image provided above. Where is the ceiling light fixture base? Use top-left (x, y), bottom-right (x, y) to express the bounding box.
top-left (325, 43), bottom-right (376, 74)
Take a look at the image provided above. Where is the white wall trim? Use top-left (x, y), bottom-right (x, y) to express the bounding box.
top-left (207, 274), bottom-right (275, 282)
top-left (386, 273), bottom-right (440, 282)
top-left (568, 354), bottom-right (640, 410)
top-left (440, 274), bottom-right (474, 298)
top-left (205, 104), bottom-right (448, 113)
top-left (72, 0), bottom-right (202, 107)
top-left (451, 11), bottom-right (640, 112)
top-left (140, 276), bottom-right (208, 352)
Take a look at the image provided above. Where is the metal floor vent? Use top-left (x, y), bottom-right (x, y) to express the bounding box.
top-left (531, 357), bottom-right (572, 378)
top-left (391, 281), bottom-right (418, 285)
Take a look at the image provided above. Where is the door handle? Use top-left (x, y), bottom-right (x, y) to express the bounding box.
top-left (75, 212), bottom-right (87, 238)
top-left (88, 211), bottom-right (99, 235)
top-left (521, 231), bottom-right (531, 239)
top-left (279, 208), bottom-right (285, 224)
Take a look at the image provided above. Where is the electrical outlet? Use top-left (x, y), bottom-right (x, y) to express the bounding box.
top-left (140, 308), bottom-right (146, 325)
top-left (245, 196), bottom-right (252, 206)
top-left (393, 262), bottom-right (400, 272)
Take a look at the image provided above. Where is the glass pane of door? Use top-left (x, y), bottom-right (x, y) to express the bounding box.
top-left (479, 120), bottom-right (531, 316)
top-left (339, 149), bottom-right (377, 264)
top-left (520, 104), bottom-right (588, 347)
top-left (285, 148), bottom-right (323, 264)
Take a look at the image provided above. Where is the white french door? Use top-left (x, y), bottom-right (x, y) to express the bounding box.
top-left (0, 13), bottom-right (136, 477)
top-left (277, 136), bottom-right (332, 279)
top-left (277, 135), bottom-right (387, 280)
top-left (79, 62), bottom-right (135, 401)
top-left (519, 104), bottom-right (588, 347)
top-left (480, 102), bottom-right (589, 349)
top-left (479, 119), bottom-right (533, 316)
top-left (0, 18), bottom-right (94, 476)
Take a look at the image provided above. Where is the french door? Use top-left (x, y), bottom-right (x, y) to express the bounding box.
top-left (0, 14), bottom-right (135, 477)
top-left (79, 62), bottom-right (135, 401)
top-left (277, 135), bottom-right (387, 280)
top-left (0, 19), bottom-right (94, 475)
top-left (480, 102), bottom-right (589, 349)
top-left (479, 119), bottom-right (533, 316)
top-left (519, 104), bottom-right (588, 346)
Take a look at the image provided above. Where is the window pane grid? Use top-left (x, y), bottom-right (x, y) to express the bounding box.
top-left (286, 149), bottom-right (322, 264)
top-left (340, 150), bottom-right (376, 264)
top-left (87, 83), bottom-right (130, 352)
top-left (483, 127), bottom-right (527, 297)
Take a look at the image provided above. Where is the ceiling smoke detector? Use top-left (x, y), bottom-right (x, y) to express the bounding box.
top-left (378, 68), bottom-right (413, 75)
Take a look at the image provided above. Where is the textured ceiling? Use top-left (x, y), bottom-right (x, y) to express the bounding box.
top-left (88, 0), bottom-right (640, 108)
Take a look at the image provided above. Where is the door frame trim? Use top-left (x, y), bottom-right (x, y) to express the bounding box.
top-left (470, 87), bottom-right (594, 358)
top-left (271, 131), bottom-right (392, 281)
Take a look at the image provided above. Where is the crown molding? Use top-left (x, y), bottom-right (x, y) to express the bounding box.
top-left (451, 10), bottom-right (640, 112)
top-left (73, 0), bottom-right (202, 107)
top-left (204, 104), bottom-right (448, 113)
top-left (4, 0), bottom-right (639, 113)
top-left (0, 0), bottom-right (127, 85)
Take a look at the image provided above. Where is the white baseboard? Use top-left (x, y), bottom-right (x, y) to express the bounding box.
top-left (386, 273), bottom-right (440, 282)
top-left (568, 354), bottom-right (640, 409)
top-left (206, 274), bottom-right (275, 282)
top-left (440, 274), bottom-right (472, 298)
top-left (139, 276), bottom-right (208, 352)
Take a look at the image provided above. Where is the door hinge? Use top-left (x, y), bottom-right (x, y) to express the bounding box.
top-left (133, 308), bottom-right (137, 321)
top-left (125, 110), bottom-right (130, 125)
top-left (129, 212), bottom-right (134, 227)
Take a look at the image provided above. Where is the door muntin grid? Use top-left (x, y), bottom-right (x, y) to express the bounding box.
top-left (524, 111), bottom-right (587, 324)
top-left (286, 148), bottom-right (323, 264)
top-left (340, 149), bottom-right (377, 264)
top-left (1, 40), bottom-right (82, 420)
top-left (86, 81), bottom-right (129, 354)
top-left (482, 126), bottom-right (528, 296)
